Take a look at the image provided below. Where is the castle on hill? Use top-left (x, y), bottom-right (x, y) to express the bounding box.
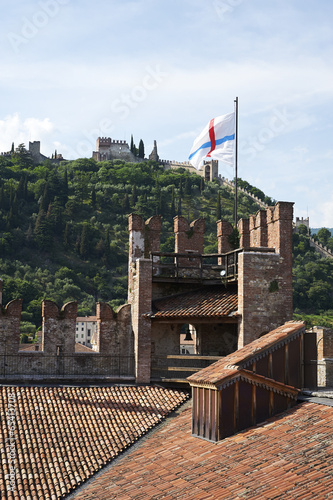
top-left (93, 136), bottom-right (219, 182)
top-left (0, 141), bottom-right (64, 164)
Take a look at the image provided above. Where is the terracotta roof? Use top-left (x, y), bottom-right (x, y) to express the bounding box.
top-left (76, 317), bottom-right (97, 322)
top-left (0, 385), bottom-right (189, 499)
top-left (70, 400), bottom-right (333, 499)
top-left (74, 342), bottom-right (95, 353)
top-left (18, 344), bottom-right (37, 351)
top-left (150, 286), bottom-right (238, 319)
top-left (188, 321), bottom-right (306, 386)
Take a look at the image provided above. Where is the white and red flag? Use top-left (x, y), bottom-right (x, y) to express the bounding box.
top-left (189, 112), bottom-right (235, 169)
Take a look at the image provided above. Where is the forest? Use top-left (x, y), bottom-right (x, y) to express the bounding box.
top-left (0, 144), bottom-right (332, 339)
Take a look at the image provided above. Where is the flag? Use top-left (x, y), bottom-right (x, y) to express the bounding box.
top-left (189, 112), bottom-right (235, 169)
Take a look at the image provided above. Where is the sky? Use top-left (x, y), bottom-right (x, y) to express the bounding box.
top-left (0, 0), bottom-right (332, 227)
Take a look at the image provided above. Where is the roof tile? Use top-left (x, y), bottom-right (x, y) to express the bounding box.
top-left (151, 286), bottom-right (238, 319)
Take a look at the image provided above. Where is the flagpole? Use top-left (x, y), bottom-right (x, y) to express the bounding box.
top-left (234, 96), bottom-right (238, 230)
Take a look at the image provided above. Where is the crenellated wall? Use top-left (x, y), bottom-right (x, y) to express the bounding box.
top-left (0, 298), bottom-right (134, 380)
top-left (237, 202), bottom-right (294, 346)
top-left (0, 299), bottom-right (23, 355)
top-left (174, 216), bottom-right (205, 267)
top-left (42, 300), bottom-right (78, 355)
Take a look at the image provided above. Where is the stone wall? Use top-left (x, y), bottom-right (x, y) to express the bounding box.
top-left (93, 137), bottom-right (143, 163)
top-left (0, 299), bottom-right (134, 379)
top-left (237, 202), bottom-right (294, 347)
top-left (0, 299), bottom-right (22, 355)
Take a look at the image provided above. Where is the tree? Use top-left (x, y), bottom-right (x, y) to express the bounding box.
top-left (131, 184), bottom-right (137, 207)
top-left (79, 224), bottom-right (90, 258)
top-left (200, 177), bottom-right (205, 194)
top-left (317, 228), bottom-right (331, 246)
top-left (216, 191), bottom-right (221, 220)
top-left (138, 139), bottom-right (145, 159)
top-left (170, 186), bottom-right (176, 219)
top-left (91, 186), bottom-right (96, 210)
top-left (177, 195), bottom-right (182, 216)
top-left (297, 224), bottom-right (308, 236)
top-left (12, 144), bottom-right (34, 169)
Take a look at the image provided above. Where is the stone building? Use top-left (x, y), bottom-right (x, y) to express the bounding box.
top-left (75, 316), bottom-right (97, 348)
top-left (128, 201), bottom-right (294, 383)
top-left (92, 137), bottom-right (143, 163)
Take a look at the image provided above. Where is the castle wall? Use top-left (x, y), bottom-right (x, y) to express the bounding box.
top-left (237, 202), bottom-right (294, 347)
top-left (0, 300), bottom-right (22, 355)
top-left (42, 301), bottom-right (78, 355)
top-left (174, 216), bottom-right (205, 267)
top-left (93, 137), bottom-right (144, 163)
top-left (96, 302), bottom-right (133, 357)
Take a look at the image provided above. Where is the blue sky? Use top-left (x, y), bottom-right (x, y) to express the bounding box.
top-left (0, 0), bottom-right (332, 227)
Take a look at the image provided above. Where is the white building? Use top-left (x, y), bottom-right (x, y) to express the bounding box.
top-left (76, 316), bottom-right (97, 348)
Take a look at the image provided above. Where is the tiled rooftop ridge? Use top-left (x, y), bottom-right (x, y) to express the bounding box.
top-left (0, 385), bottom-right (189, 499)
top-left (187, 321), bottom-right (306, 441)
top-left (70, 401), bottom-right (333, 500)
top-left (187, 321), bottom-right (306, 386)
top-left (150, 286), bottom-right (238, 319)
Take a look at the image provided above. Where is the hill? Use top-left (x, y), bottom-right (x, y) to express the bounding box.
top-left (0, 149), bottom-right (262, 338)
top-left (1, 146), bottom-right (332, 337)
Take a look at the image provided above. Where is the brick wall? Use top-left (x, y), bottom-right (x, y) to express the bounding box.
top-left (217, 220), bottom-right (233, 254)
top-left (96, 303), bottom-right (133, 357)
top-left (42, 300), bottom-right (77, 355)
top-left (132, 259), bottom-right (153, 383)
top-left (174, 216), bottom-right (205, 267)
top-left (0, 299), bottom-right (22, 355)
top-left (237, 202), bottom-right (294, 347)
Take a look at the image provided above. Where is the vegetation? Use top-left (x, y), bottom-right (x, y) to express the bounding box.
top-left (292, 224), bottom-right (333, 327)
top-left (0, 146), bottom-right (260, 339)
top-left (0, 146), bottom-right (332, 338)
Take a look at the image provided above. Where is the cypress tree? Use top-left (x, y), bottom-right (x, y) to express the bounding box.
top-left (200, 177), bottom-right (205, 194)
top-left (216, 191), bottom-right (221, 220)
top-left (138, 139), bottom-right (145, 159)
top-left (91, 186), bottom-right (96, 210)
top-left (177, 195), bottom-right (182, 216)
top-left (64, 222), bottom-right (70, 248)
top-left (80, 224), bottom-right (89, 257)
top-left (131, 184), bottom-right (137, 207)
top-left (170, 186), bottom-right (176, 219)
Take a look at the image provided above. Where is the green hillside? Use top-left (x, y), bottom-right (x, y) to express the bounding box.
top-left (0, 148), bottom-right (262, 338)
top-left (0, 146), bottom-right (332, 338)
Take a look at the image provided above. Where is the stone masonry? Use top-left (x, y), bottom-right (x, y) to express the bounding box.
top-left (237, 202), bottom-right (294, 347)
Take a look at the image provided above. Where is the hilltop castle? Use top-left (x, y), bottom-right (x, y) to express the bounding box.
top-left (0, 141), bottom-right (64, 164)
top-left (93, 136), bottom-right (220, 182)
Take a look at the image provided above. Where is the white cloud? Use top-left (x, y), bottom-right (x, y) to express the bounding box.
top-left (0, 113), bottom-right (55, 154)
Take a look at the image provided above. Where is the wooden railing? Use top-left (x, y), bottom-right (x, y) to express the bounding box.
top-left (151, 250), bottom-right (241, 282)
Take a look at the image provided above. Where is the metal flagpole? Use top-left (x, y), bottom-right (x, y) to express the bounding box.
top-left (234, 96), bottom-right (238, 229)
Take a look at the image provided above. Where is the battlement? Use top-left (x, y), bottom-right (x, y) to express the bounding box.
top-left (96, 137), bottom-right (129, 149)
